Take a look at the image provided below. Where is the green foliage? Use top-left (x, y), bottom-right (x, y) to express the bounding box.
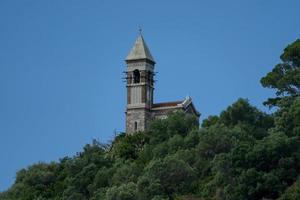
top-left (279, 179), bottom-right (300, 200)
top-left (143, 156), bottom-right (196, 198)
top-left (274, 98), bottom-right (300, 136)
top-left (105, 182), bottom-right (138, 200)
top-left (1, 100), bottom-right (298, 200)
top-left (110, 132), bottom-right (149, 160)
top-left (148, 111), bottom-right (199, 145)
top-left (261, 39), bottom-right (300, 106)
top-left (2, 39), bottom-right (300, 200)
top-left (201, 115), bottom-right (219, 128)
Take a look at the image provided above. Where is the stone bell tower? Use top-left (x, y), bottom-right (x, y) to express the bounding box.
top-left (125, 33), bottom-right (155, 133)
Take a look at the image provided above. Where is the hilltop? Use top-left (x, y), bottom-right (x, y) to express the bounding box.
top-left (1, 40), bottom-right (300, 200)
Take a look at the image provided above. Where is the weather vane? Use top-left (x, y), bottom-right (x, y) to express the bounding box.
top-left (138, 25), bottom-right (142, 35)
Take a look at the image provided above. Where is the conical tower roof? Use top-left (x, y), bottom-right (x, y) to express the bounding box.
top-left (126, 35), bottom-right (155, 62)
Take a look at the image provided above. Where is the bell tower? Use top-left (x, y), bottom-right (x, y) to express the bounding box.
top-left (125, 33), bottom-right (155, 133)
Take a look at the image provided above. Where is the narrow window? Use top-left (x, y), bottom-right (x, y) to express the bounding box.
top-left (134, 121), bottom-right (138, 131)
top-left (133, 69), bottom-right (140, 83)
top-left (148, 71), bottom-right (152, 85)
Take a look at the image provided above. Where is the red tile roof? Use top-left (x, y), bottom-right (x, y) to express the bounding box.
top-left (152, 101), bottom-right (183, 108)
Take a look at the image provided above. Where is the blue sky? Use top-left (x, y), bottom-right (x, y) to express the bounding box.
top-left (0, 0), bottom-right (299, 191)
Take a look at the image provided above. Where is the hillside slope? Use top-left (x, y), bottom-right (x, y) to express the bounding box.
top-left (1, 39), bottom-right (300, 200)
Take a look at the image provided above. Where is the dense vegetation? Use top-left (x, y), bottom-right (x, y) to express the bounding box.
top-left (1, 39), bottom-right (300, 200)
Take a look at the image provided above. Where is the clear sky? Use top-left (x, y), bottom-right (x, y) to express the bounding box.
top-left (0, 0), bottom-right (299, 191)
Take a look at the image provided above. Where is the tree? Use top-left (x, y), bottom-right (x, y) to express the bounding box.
top-left (147, 111), bottom-right (199, 145)
top-left (2, 39), bottom-right (300, 200)
top-left (261, 39), bottom-right (300, 106)
top-left (202, 115), bottom-right (219, 128)
top-left (279, 179), bottom-right (300, 200)
top-left (110, 132), bottom-right (148, 160)
top-left (143, 157), bottom-right (196, 199)
top-left (105, 182), bottom-right (138, 200)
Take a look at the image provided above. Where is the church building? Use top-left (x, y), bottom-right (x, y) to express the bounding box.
top-left (125, 33), bottom-right (200, 133)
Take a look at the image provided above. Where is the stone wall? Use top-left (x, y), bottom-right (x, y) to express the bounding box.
top-left (126, 108), bottom-right (152, 133)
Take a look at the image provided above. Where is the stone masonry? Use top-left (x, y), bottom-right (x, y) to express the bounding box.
top-left (125, 34), bottom-right (200, 134)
